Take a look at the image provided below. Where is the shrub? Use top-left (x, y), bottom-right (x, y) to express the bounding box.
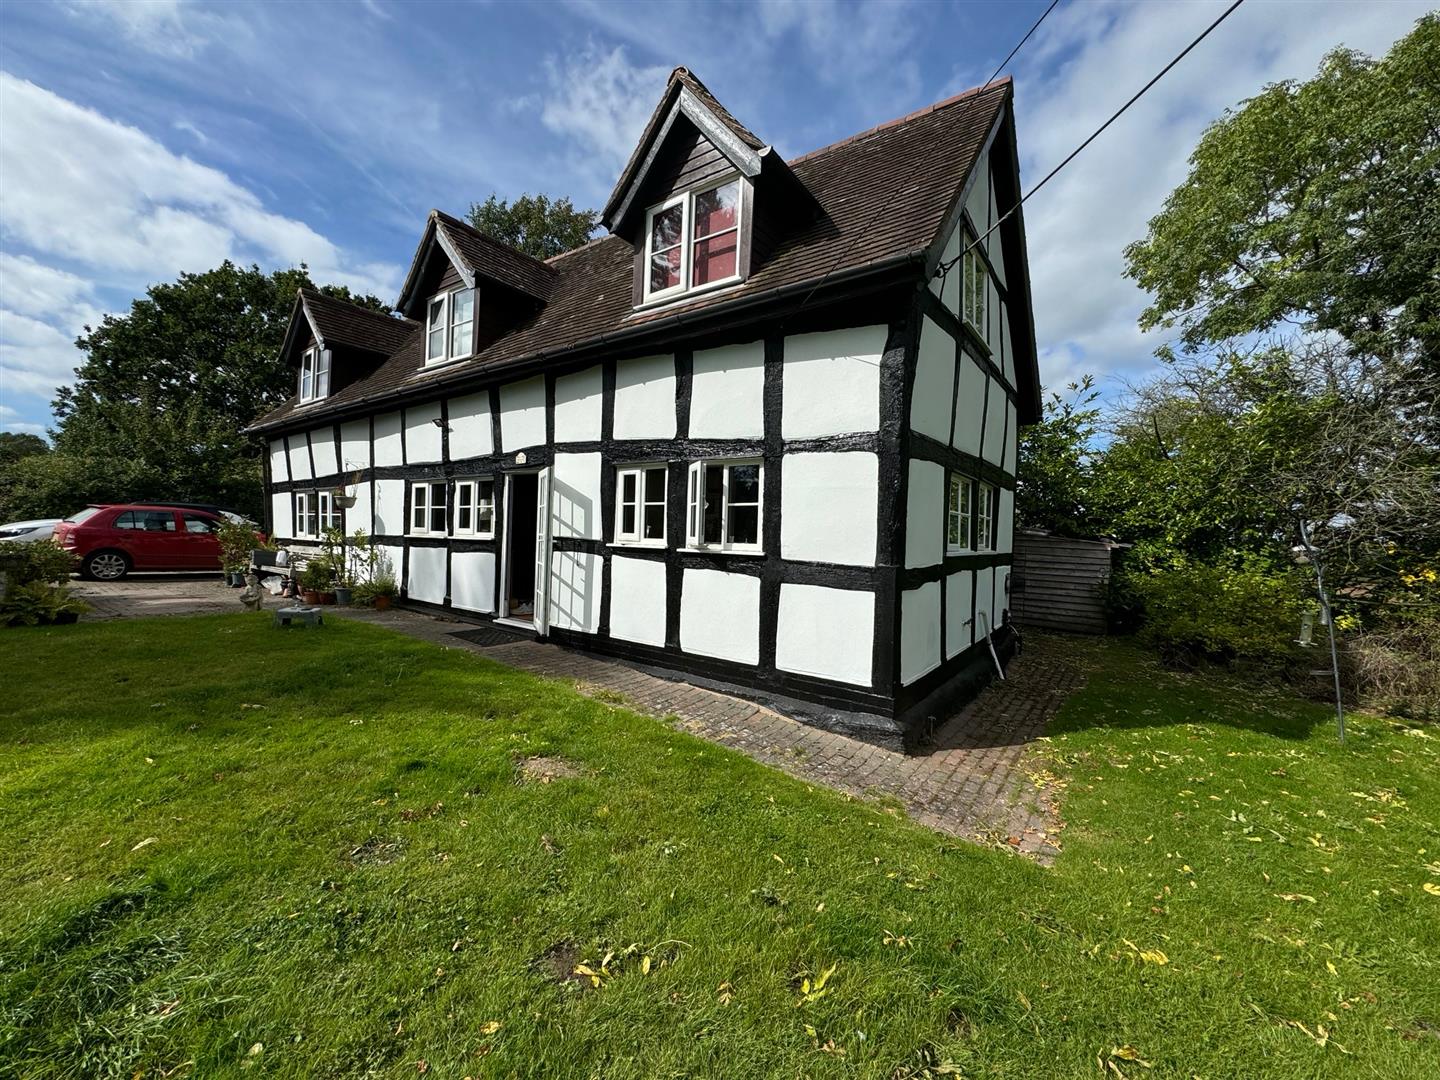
top-left (351, 573), bottom-right (397, 607)
top-left (1, 581), bottom-right (90, 627)
top-left (298, 559), bottom-right (334, 592)
top-left (1119, 558), bottom-right (1306, 666)
top-left (1347, 618), bottom-right (1440, 722)
top-left (216, 520), bottom-right (258, 573)
top-left (0, 539), bottom-right (77, 587)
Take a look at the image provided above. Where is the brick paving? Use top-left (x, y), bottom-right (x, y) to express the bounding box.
top-left (64, 576), bottom-right (1093, 863)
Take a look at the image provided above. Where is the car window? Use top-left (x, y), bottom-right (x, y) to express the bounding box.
top-left (65, 507), bottom-right (103, 524)
top-left (183, 514), bottom-right (218, 534)
top-left (115, 510), bottom-right (176, 532)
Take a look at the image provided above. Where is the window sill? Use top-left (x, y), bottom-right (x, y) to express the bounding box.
top-left (417, 353), bottom-right (473, 374)
top-left (631, 275), bottom-right (744, 315)
top-left (453, 533), bottom-right (496, 542)
top-left (608, 540), bottom-right (667, 551)
top-left (678, 546), bottom-right (764, 558)
top-left (959, 318), bottom-right (992, 357)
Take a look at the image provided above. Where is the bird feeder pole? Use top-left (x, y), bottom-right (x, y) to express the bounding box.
top-left (1297, 518), bottom-right (1345, 745)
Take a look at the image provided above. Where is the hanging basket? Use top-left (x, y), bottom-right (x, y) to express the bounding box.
top-left (334, 494), bottom-right (357, 509)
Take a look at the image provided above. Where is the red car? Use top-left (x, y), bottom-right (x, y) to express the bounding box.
top-left (55, 504), bottom-right (232, 580)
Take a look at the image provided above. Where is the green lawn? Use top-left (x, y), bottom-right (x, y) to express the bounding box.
top-left (2, 616), bottom-right (1436, 1079)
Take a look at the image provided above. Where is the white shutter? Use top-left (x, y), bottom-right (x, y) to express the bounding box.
top-left (534, 466), bottom-right (553, 635)
top-left (686, 462), bottom-right (704, 547)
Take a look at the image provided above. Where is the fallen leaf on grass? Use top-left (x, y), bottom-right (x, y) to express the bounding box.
top-left (1423, 883), bottom-right (1440, 896)
top-left (479, 1021), bottom-right (501, 1035)
top-left (796, 963), bottom-right (837, 1006)
top-left (131, 837), bottom-right (158, 851)
top-left (1275, 893), bottom-right (1317, 903)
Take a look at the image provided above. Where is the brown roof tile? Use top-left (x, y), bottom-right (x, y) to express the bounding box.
top-left (432, 210), bottom-right (557, 301)
top-left (300, 287), bottom-right (416, 354)
top-left (249, 79), bottom-right (1012, 433)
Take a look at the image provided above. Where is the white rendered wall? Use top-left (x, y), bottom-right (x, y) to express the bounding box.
top-left (1003, 399), bottom-right (1018, 475)
top-left (377, 545), bottom-right (403, 588)
top-left (975, 566), bottom-right (996, 639)
top-left (405, 402), bottom-right (443, 464)
top-left (680, 568), bottom-right (759, 665)
top-left (373, 411), bottom-right (403, 467)
top-left (310, 426), bottom-right (339, 476)
top-left (900, 581), bottom-right (942, 685)
top-left (946, 570), bottom-right (974, 658)
top-left (554, 365), bottom-right (603, 443)
top-left (988, 171), bottom-right (1006, 288)
top-left (965, 147), bottom-right (990, 250)
top-left (997, 488), bottom-right (1014, 554)
top-left (776, 583), bottom-right (874, 687)
top-left (348, 481), bottom-right (372, 536)
top-left (910, 317), bottom-right (953, 443)
top-left (270, 492), bottom-right (293, 537)
top-left (691, 341), bottom-right (763, 438)
top-left (551, 452), bottom-right (602, 539)
top-left (982, 380), bottom-right (1007, 466)
top-left (613, 355), bottom-right (676, 439)
top-left (781, 325), bottom-right (884, 438)
top-left (406, 544), bottom-right (447, 604)
top-left (608, 555), bottom-right (667, 647)
top-left (549, 550), bottom-right (602, 633)
top-left (500, 376), bottom-right (546, 451)
top-left (288, 435), bottom-right (312, 481)
top-left (451, 551), bottom-right (496, 614)
top-left (953, 356), bottom-right (986, 456)
top-left (448, 392), bottom-right (493, 459)
top-left (269, 440), bottom-right (288, 484)
top-left (1000, 305), bottom-right (1015, 385)
top-left (781, 451), bottom-right (877, 566)
top-left (373, 479), bottom-right (405, 535)
top-left (933, 226), bottom-right (962, 316)
top-left (905, 458), bottom-right (944, 568)
top-left (339, 420), bottom-right (370, 471)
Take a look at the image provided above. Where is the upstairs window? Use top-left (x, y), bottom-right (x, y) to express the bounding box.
top-left (409, 481), bottom-right (448, 535)
top-left (963, 238), bottom-right (989, 340)
top-left (453, 478), bottom-right (495, 538)
top-left (685, 459), bottom-right (761, 552)
top-left (644, 178), bottom-right (743, 303)
top-left (426, 287), bottom-right (476, 365)
top-left (616, 464), bottom-right (667, 545)
top-left (946, 473), bottom-right (974, 553)
top-left (299, 346), bottom-right (329, 402)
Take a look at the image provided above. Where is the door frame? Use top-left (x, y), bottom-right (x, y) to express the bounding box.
top-left (497, 468), bottom-right (553, 630)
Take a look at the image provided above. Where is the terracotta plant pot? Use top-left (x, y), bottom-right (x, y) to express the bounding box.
top-left (302, 589), bottom-right (321, 605)
top-left (373, 595), bottom-right (392, 611)
top-left (320, 591), bottom-right (336, 606)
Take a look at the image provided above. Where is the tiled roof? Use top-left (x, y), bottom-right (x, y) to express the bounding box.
top-left (432, 210), bottom-right (557, 301)
top-left (300, 288), bottom-right (417, 355)
top-left (249, 78), bottom-right (1014, 433)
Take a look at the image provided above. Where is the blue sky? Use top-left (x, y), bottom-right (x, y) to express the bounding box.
top-left (0, 0), bottom-right (1428, 437)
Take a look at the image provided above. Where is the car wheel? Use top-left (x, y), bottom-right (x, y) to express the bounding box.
top-left (83, 550), bottom-right (131, 581)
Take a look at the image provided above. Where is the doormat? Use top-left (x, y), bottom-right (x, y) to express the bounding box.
top-left (449, 627), bottom-right (530, 648)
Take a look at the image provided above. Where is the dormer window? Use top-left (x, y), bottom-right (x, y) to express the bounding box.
top-left (298, 346), bottom-right (329, 402)
top-left (425, 286), bottom-right (476, 365)
top-left (643, 178), bottom-right (742, 303)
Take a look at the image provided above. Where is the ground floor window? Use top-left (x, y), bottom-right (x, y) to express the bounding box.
top-left (318, 490), bottom-right (341, 533)
top-left (295, 492), bottom-right (317, 538)
top-left (409, 480), bottom-right (447, 535)
top-left (454, 478), bottom-right (495, 537)
top-left (947, 472), bottom-right (974, 552)
top-left (686, 459), bottom-right (761, 551)
top-left (616, 464), bottom-right (667, 545)
top-left (976, 482), bottom-right (999, 550)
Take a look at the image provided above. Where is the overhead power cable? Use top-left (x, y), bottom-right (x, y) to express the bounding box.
top-left (936, 0), bottom-right (1247, 282)
top-left (792, 0), bottom-right (1064, 314)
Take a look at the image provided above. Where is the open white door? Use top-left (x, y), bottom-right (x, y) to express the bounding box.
top-left (533, 466), bottom-right (553, 635)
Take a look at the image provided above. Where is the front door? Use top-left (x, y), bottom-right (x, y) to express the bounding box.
top-left (499, 469), bottom-right (552, 632)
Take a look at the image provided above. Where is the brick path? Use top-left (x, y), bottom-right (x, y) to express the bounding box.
top-left (66, 577), bottom-right (1092, 862)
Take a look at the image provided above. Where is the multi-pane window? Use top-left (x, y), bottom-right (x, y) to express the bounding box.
top-left (963, 238), bottom-right (989, 339)
top-left (317, 490), bottom-right (341, 533)
top-left (947, 473), bottom-right (974, 552)
top-left (409, 481), bottom-right (447, 535)
top-left (685, 459), bottom-right (761, 551)
top-left (299, 346), bottom-right (329, 401)
top-left (976, 483), bottom-right (999, 550)
top-left (644, 178), bottom-right (743, 302)
top-left (294, 493), bottom-right (317, 538)
top-left (426, 288), bottom-right (475, 365)
top-left (616, 465), bottom-right (667, 544)
top-left (453, 478), bottom-right (495, 538)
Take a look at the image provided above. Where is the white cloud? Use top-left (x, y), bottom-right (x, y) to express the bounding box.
top-left (1006, 0), bottom-right (1431, 396)
top-left (64, 0), bottom-right (240, 59)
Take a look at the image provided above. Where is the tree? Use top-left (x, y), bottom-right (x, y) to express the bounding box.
top-left (0, 262), bottom-right (388, 522)
top-left (0, 432), bottom-right (48, 469)
top-left (465, 193), bottom-right (598, 259)
top-left (1015, 376), bottom-right (1101, 537)
top-left (1124, 15), bottom-right (1439, 373)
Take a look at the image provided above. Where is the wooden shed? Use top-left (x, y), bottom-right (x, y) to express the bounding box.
top-left (1009, 531), bottom-right (1121, 634)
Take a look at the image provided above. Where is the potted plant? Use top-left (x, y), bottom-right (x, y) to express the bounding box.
top-left (334, 466), bottom-right (363, 510)
top-left (353, 573), bottom-right (397, 611)
top-left (297, 559), bottom-right (331, 606)
top-left (0, 540), bottom-right (87, 627)
top-left (217, 520), bottom-right (258, 586)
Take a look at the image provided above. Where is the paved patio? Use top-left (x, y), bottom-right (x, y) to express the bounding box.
top-left (68, 576), bottom-right (1091, 862)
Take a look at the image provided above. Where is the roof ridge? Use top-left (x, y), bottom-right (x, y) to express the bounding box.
top-left (298, 285), bottom-right (405, 321)
top-left (786, 76), bottom-right (1011, 168)
top-left (544, 233), bottom-right (620, 264)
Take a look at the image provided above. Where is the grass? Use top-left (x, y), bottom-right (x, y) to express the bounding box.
top-left (0, 616), bottom-right (1436, 1079)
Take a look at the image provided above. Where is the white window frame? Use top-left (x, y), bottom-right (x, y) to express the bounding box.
top-left (976, 482), bottom-right (998, 551)
top-left (684, 458), bottom-right (763, 553)
top-left (299, 346), bottom-right (329, 402)
top-left (425, 287), bottom-right (475, 366)
top-left (641, 176), bottom-right (745, 305)
top-left (963, 235), bottom-right (990, 340)
top-left (409, 480), bottom-right (448, 536)
top-left (295, 492), bottom-right (317, 539)
top-left (947, 472), bottom-right (974, 554)
top-left (615, 464), bottom-right (668, 546)
top-left (452, 477), bottom-right (495, 538)
top-left (317, 489), bottom-right (341, 533)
